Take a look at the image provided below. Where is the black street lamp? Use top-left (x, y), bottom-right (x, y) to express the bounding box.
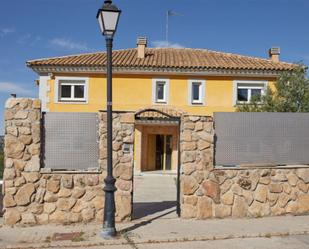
top-left (97, 0), bottom-right (121, 239)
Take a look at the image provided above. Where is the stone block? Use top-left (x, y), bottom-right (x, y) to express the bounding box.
top-left (114, 163), bottom-right (133, 180)
top-left (3, 194), bottom-right (16, 207)
top-left (23, 172), bottom-right (40, 183)
top-left (182, 142), bottom-right (196, 151)
top-left (296, 169), bottom-right (309, 184)
top-left (92, 196), bottom-right (104, 210)
top-left (58, 188), bottom-right (72, 198)
top-left (46, 180), bottom-right (60, 193)
top-left (19, 135), bottom-right (32, 145)
top-left (287, 174), bottom-right (299, 187)
top-left (15, 183), bottom-right (35, 206)
top-left (5, 135), bottom-right (25, 159)
top-left (44, 203), bottom-right (56, 215)
top-left (115, 195), bottom-right (131, 221)
top-left (3, 168), bottom-right (16, 180)
top-left (254, 185), bottom-right (268, 203)
top-left (183, 122), bottom-right (195, 130)
top-left (197, 140), bottom-right (211, 150)
top-left (183, 195), bottom-right (198, 206)
top-left (202, 180), bottom-right (220, 203)
top-left (269, 184), bottom-right (283, 193)
top-left (181, 204), bottom-right (197, 218)
top-left (72, 188), bottom-right (86, 199)
top-left (215, 204), bottom-right (231, 218)
top-left (5, 209), bottom-right (21, 225)
top-left (61, 175), bottom-right (74, 189)
top-left (221, 191), bottom-right (234, 205)
top-left (24, 155), bottom-right (40, 172)
top-left (116, 179), bottom-right (132, 192)
top-left (28, 143), bottom-right (40, 155)
top-left (197, 197), bottom-right (212, 219)
top-left (56, 198), bottom-right (77, 211)
top-left (15, 110), bottom-right (29, 120)
top-left (120, 113), bottom-right (134, 123)
top-left (181, 151), bottom-right (196, 163)
top-left (85, 175), bottom-right (99, 186)
top-left (297, 194), bottom-right (309, 213)
top-left (232, 196), bottom-right (248, 218)
top-left (182, 163), bottom-right (196, 175)
top-left (182, 175), bottom-right (198, 195)
top-left (298, 180), bottom-right (309, 193)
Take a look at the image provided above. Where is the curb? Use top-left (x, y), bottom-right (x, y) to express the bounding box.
top-left (2, 230), bottom-right (309, 249)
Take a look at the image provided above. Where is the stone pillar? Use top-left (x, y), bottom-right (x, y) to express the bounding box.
top-left (99, 112), bottom-right (134, 222)
top-left (180, 115), bottom-right (214, 219)
top-left (3, 98), bottom-right (41, 225)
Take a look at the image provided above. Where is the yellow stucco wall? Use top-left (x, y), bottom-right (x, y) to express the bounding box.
top-left (46, 74), bottom-right (275, 115)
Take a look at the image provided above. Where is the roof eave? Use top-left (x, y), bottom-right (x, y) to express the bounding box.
top-left (28, 65), bottom-right (292, 78)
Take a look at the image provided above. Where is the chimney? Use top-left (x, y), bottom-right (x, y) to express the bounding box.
top-left (269, 47), bottom-right (280, 62)
top-left (137, 37), bottom-right (147, 59)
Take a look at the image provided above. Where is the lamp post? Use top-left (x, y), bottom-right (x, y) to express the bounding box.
top-left (97, 0), bottom-right (121, 239)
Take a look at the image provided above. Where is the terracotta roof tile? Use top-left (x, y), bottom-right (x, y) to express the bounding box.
top-left (27, 48), bottom-right (296, 71)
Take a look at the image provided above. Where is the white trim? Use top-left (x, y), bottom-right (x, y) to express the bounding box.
top-left (188, 79), bottom-right (206, 105)
top-left (233, 80), bottom-right (268, 105)
top-left (39, 75), bottom-right (51, 112)
top-left (30, 65), bottom-right (288, 78)
top-left (54, 76), bottom-right (89, 104)
top-left (152, 78), bottom-right (169, 104)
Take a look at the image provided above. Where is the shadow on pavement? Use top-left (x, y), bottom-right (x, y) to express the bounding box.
top-left (120, 207), bottom-right (177, 234)
top-left (133, 201), bottom-right (176, 220)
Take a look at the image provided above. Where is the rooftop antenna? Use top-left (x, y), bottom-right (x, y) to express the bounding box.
top-left (166, 10), bottom-right (182, 47)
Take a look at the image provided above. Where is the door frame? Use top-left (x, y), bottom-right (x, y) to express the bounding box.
top-left (135, 108), bottom-right (181, 217)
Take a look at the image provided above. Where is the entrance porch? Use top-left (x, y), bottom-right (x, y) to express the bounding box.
top-left (135, 124), bottom-right (179, 173)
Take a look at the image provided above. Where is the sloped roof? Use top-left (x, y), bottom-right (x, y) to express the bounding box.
top-left (27, 48), bottom-right (296, 72)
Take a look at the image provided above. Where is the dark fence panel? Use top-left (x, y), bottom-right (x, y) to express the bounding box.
top-left (214, 112), bottom-right (309, 166)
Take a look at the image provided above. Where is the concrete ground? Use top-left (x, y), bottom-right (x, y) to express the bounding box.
top-left (133, 173), bottom-right (178, 220)
top-left (1, 215), bottom-right (309, 248)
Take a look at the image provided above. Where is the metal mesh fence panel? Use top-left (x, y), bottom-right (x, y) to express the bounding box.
top-left (43, 112), bottom-right (99, 170)
top-left (214, 112), bottom-right (309, 166)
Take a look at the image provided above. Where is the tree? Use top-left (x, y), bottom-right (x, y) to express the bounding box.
top-left (236, 65), bottom-right (309, 112)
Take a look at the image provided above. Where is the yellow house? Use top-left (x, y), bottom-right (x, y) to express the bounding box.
top-left (27, 38), bottom-right (295, 173)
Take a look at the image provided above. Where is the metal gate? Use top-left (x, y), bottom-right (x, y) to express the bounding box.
top-left (214, 112), bottom-right (309, 166)
top-left (42, 112), bottom-right (99, 170)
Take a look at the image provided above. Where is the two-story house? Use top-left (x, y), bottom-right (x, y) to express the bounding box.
top-left (27, 37), bottom-right (296, 173)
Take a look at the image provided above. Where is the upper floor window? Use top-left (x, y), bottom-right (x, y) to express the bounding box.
top-left (153, 79), bottom-right (169, 103)
top-left (55, 77), bottom-right (89, 103)
top-left (189, 80), bottom-right (205, 105)
top-left (234, 81), bottom-right (267, 104)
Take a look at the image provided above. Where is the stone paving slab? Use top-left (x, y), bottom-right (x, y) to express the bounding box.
top-left (1, 215), bottom-right (309, 248)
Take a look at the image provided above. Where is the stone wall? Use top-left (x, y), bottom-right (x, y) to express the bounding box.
top-left (3, 98), bottom-right (134, 225)
top-left (180, 115), bottom-right (309, 219)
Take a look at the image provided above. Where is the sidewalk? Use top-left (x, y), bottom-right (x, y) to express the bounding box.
top-left (1, 214), bottom-right (309, 248)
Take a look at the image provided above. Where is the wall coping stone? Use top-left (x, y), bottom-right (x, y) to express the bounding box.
top-left (215, 165), bottom-right (309, 170)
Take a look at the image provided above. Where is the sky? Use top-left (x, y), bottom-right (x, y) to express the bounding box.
top-left (0, 0), bottom-right (309, 134)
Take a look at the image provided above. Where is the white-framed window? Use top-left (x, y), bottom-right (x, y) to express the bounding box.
top-left (152, 78), bottom-right (169, 103)
top-left (188, 80), bottom-right (205, 105)
top-left (55, 77), bottom-right (89, 103)
top-left (233, 80), bottom-right (268, 105)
